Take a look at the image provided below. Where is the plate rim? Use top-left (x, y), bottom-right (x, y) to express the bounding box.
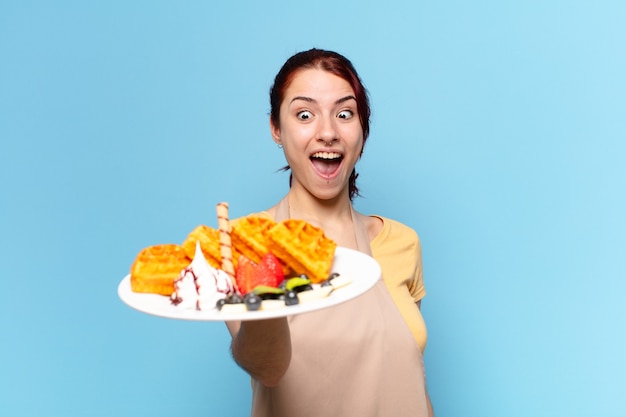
top-left (118, 246), bottom-right (381, 321)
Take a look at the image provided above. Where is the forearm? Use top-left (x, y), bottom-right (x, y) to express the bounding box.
top-left (229, 318), bottom-right (291, 387)
top-left (427, 389), bottom-right (434, 417)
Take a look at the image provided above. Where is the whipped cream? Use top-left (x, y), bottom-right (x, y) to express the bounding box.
top-left (171, 241), bottom-right (234, 310)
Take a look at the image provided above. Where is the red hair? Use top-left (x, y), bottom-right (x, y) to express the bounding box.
top-left (270, 49), bottom-right (371, 200)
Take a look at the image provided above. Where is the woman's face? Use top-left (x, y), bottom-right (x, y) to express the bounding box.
top-left (271, 68), bottom-right (364, 201)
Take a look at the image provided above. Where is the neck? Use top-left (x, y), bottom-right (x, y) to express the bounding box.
top-left (286, 190), bottom-right (353, 229)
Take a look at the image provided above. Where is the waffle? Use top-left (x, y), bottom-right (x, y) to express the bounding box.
top-left (130, 244), bottom-right (190, 295)
top-left (231, 216), bottom-right (283, 269)
top-left (267, 219), bottom-right (337, 283)
top-left (182, 225), bottom-right (223, 269)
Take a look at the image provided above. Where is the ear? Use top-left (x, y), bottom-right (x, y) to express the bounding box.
top-left (270, 118), bottom-right (281, 145)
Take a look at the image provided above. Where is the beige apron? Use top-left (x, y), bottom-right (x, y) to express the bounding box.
top-left (250, 197), bottom-right (428, 417)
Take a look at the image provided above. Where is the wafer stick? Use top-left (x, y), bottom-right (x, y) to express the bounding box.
top-left (216, 202), bottom-right (239, 293)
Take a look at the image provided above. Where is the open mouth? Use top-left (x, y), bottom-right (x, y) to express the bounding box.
top-left (310, 151), bottom-right (343, 177)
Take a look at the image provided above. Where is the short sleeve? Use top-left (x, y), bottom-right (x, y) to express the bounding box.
top-left (407, 234), bottom-right (426, 302)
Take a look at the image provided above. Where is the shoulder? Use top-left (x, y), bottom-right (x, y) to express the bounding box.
top-left (368, 216), bottom-right (424, 298)
top-left (370, 216), bottom-right (420, 246)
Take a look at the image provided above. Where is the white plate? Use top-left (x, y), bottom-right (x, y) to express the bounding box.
top-left (117, 247), bottom-right (381, 321)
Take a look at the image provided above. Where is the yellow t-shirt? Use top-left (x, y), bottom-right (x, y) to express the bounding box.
top-left (370, 216), bottom-right (428, 352)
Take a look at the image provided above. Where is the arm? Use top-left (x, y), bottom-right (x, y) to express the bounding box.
top-left (416, 301), bottom-right (434, 417)
top-left (225, 319), bottom-right (291, 387)
top-left (426, 391), bottom-right (434, 417)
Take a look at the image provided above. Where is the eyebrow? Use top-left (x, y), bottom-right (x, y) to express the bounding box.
top-left (290, 95), bottom-right (357, 105)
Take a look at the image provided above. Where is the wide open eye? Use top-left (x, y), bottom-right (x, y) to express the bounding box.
top-left (337, 110), bottom-right (354, 119)
top-left (297, 110), bottom-right (313, 120)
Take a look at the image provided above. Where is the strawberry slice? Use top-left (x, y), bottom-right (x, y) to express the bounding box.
top-left (235, 255), bottom-right (257, 295)
top-left (259, 252), bottom-right (284, 287)
top-left (235, 253), bottom-right (285, 294)
top-left (253, 253), bottom-right (284, 289)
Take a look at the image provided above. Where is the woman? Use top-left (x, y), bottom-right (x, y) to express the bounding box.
top-left (226, 48), bottom-right (433, 417)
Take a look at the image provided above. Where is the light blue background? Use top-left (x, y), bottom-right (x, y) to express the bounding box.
top-left (1, 1), bottom-right (625, 416)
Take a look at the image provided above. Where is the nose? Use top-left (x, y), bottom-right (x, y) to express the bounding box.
top-left (317, 114), bottom-right (338, 145)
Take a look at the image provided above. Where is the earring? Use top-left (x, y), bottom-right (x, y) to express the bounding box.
top-left (277, 143), bottom-right (283, 149)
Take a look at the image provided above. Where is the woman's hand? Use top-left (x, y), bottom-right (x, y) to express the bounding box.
top-left (226, 319), bottom-right (292, 387)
